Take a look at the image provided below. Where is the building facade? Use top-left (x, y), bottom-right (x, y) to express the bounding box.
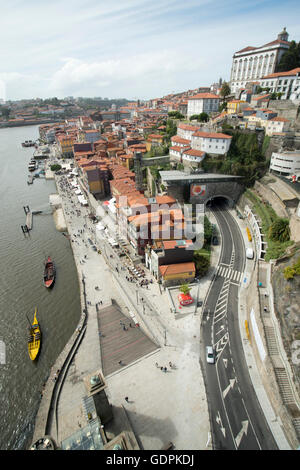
top-left (270, 151), bottom-right (300, 175)
top-left (259, 67), bottom-right (300, 100)
top-left (230, 28), bottom-right (291, 93)
top-left (187, 93), bottom-right (220, 118)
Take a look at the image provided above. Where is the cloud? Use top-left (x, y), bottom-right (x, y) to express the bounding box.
top-left (48, 50), bottom-right (203, 98)
top-left (1, 1), bottom-right (300, 99)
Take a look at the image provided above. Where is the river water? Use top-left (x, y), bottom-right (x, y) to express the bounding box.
top-left (0, 125), bottom-right (81, 450)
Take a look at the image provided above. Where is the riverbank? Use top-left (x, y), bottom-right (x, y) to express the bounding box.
top-left (0, 119), bottom-right (62, 129)
top-left (0, 125), bottom-right (81, 450)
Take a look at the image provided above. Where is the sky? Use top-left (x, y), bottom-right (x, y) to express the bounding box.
top-left (0, 0), bottom-right (300, 101)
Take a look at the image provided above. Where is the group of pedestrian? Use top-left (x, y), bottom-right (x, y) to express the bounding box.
top-left (155, 361), bottom-right (175, 372)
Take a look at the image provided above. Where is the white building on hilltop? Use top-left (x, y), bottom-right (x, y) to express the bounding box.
top-left (230, 28), bottom-right (291, 93)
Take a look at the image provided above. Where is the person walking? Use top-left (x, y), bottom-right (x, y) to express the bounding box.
top-left (125, 396), bottom-right (129, 402)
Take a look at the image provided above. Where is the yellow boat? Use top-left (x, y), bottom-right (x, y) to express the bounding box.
top-left (27, 308), bottom-right (41, 361)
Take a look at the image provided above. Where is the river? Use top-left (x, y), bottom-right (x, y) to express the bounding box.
top-left (0, 125), bottom-right (81, 450)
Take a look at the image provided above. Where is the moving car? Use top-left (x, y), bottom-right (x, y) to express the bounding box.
top-left (246, 248), bottom-right (254, 259)
top-left (206, 346), bottom-right (215, 364)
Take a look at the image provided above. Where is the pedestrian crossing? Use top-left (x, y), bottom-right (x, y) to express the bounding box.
top-left (215, 264), bottom-right (243, 284)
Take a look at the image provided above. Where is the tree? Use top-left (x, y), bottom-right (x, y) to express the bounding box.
top-left (276, 40), bottom-right (300, 72)
top-left (0, 106), bottom-right (10, 119)
top-left (189, 113), bottom-right (209, 122)
top-left (220, 82), bottom-right (231, 100)
top-left (199, 112), bottom-right (209, 122)
top-left (180, 283), bottom-right (191, 295)
top-left (193, 253), bottom-right (210, 277)
top-left (168, 111), bottom-right (184, 119)
top-left (219, 102), bottom-right (227, 112)
top-left (204, 215), bottom-right (213, 246)
top-left (268, 218), bottom-right (290, 242)
top-left (189, 114), bottom-right (200, 121)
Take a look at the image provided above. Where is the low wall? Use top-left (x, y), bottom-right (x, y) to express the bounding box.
top-left (254, 181), bottom-right (288, 219)
top-left (246, 261), bottom-right (299, 448)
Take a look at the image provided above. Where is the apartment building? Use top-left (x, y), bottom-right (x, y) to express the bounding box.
top-left (187, 93), bottom-right (220, 118)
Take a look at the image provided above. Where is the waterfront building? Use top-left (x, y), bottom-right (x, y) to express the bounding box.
top-left (158, 261), bottom-right (196, 286)
top-left (230, 28), bottom-right (291, 93)
top-left (56, 133), bottom-right (75, 157)
top-left (145, 239), bottom-right (194, 281)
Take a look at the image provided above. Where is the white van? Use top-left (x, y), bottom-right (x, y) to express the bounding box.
top-left (246, 248), bottom-right (254, 259)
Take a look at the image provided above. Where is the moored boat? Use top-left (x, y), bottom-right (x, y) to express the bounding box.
top-left (43, 256), bottom-right (56, 288)
top-left (28, 160), bottom-right (36, 171)
top-left (22, 140), bottom-right (35, 147)
top-left (27, 308), bottom-right (41, 361)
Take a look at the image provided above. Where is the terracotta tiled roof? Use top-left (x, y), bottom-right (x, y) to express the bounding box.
top-left (183, 148), bottom-right (206, 157)
top-left (171, 136), bottom-right (191, 145)
top-left (262, 67), bottom-right (300, 79)
top-left (252, 94), bottom-right (270, 101)
top-left (177, 123), bottom-right (200, 131)
top-left (189, 93), bottom-right (220, 100)
top-left (269, 116), bottom-right (290, 122)
top-left (159, 262), bottom-right (195, 276)
top-left (192, 131), bottom-right (232, 139)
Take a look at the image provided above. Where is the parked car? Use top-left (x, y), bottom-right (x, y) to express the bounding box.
top-left (206, 346), bottom-right (215, 364)
top-left (178, 293), bottom-right (194, 306)
top-left (212, 236), bottom-right (219, 245)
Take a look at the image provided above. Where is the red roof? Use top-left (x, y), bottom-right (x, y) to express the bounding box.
top-left (178, 123), bottom-right (200, 131)
top-left (183, 148), bottom-right (205, 157)
top-left (253, 94), bottom-right (270, 101)
top-left (159, 262), bottom-right (195, 276)
top-left (189, 93), bottom-right (220, 100)
top-left (270, 117), bottom-right (290, 122)
top-left (192, 131), bottom-right (232, 139)
top-left (171, 136), bottom-right (191, 145)
top-left (262, 67), bottom-right (300, 79)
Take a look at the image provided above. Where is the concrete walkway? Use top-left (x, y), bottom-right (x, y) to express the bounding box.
top-left (44, 173), bottom-right (212, 450)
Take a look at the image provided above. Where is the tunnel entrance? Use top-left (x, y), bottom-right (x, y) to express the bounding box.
top-left (206, 196), bottom-right (233, 209)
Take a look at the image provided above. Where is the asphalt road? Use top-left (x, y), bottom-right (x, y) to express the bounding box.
top-left (201, 205), bottom-right (278, 450)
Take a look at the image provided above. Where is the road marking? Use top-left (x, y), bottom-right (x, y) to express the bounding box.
top-left (235, 420), bottom-right (249, 448)
top-left (216, 325), bottom-right (225, 335)
top-left (216, 411), bottom-right (226, 438)
top-left (222, 378), bottom-right (237, 399)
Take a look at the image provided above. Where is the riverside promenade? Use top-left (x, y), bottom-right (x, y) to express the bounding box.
top-left (30, 157), bottom-right (297, 450)
top-left (31, 169), bottom-right (212, 450)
